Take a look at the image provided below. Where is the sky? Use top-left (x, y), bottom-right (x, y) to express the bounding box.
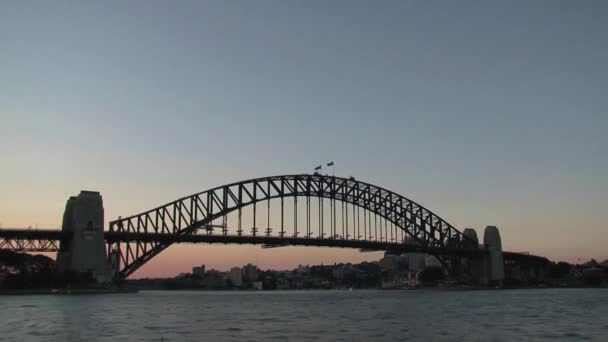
top-left (1, 1), bottom-right (607, 278)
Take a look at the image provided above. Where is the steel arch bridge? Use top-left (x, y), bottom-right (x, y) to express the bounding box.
top-left (108, 174), bottom-right (480, 279)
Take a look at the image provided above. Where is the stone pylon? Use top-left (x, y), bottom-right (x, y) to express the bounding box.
top-left (483, 225), bottom-right (504, 286)
top-left (57, 191), bottom-right (109, 283)
top-left (462, 228), bottom-right (484, 285)
top-left (461, 226), bottom-right (505, 286)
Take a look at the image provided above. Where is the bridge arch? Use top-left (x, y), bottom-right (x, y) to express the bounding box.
top-left (108, 174), bottom-right (473, 279)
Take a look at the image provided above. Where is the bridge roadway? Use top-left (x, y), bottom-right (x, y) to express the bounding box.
top-left (0, 228), bottom-right (548, 263)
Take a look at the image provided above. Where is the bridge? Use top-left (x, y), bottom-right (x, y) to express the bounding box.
top-left (0, 174), bottom-right (549, 285)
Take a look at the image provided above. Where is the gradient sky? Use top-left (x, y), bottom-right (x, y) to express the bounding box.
top-left (1, 1), bottom-right (607, 278)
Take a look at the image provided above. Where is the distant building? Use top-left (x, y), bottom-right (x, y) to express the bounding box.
top-left (425, 255), bottom-right (442, 268)
top-left (192, 265), bottom-right (205, 277)
top-left (379, 255), bottom-right (399, 271)
top-left (332, 267), bottom-right (345, 280)
top-left (381, 276), bottom-right (407, 289)
top-left (296, 264), bottom-right (310, 274)
top-left (407, 253), bottom-right (426, 272)
top-left (276, 277), bottom-right (290, 290)
top-left (252, 281), bottom-right (263, 290)
top-left (229, 267), bottom-right (243, 286)
top-left (242, 264), bottom-right (258, 282)
top-left (202, 270), bottom-right (225, 289)
top-left (380, 254), bottom-right (411, 272)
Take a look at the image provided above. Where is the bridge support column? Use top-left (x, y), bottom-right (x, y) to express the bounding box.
top-left (57, 191), bottom-right (110, 283)
top-left (482, 225), bottom-right (504, 286)
top-left (462, 228), bottom-right (484, 285)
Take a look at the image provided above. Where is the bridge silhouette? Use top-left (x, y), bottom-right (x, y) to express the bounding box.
top-left (0, 174), bottom-right (548, 283)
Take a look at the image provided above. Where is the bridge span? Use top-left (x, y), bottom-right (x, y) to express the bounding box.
top-left (0, 229), bottom-right (489, 256)
top-left (0, 174), bottom-right (549, 285)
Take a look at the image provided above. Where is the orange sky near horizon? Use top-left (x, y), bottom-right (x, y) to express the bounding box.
top-left (3, 170), bottom-right (607, 279)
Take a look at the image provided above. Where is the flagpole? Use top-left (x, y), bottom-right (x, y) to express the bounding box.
top-left (326, 162), bottom-right (335, 177)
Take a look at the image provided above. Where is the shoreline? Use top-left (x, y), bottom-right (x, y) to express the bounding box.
top-left (2, 285), bottom-right (605, 296)
top-left (0, 288), bottom-right (138, 296)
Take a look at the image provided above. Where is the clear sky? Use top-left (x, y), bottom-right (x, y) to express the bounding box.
top-left (1, 1), bottom-right (607, 277)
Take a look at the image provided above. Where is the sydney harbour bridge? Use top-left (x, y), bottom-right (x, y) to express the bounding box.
top-left (0, 174), bottom-right (548, 285)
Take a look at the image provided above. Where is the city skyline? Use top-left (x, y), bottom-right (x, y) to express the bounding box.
top-left (2, 1), bottom-right (607, 278)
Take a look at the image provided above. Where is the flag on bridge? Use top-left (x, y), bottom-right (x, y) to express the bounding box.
top-left (327, 161), bottom-right (334, 167)
top-left (314, 165), bottom-right (322, 171)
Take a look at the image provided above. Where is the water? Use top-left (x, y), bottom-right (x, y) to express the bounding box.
top-left (1, 289), bottom-right (607, 341)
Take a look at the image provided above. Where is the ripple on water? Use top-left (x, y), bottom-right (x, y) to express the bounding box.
top-left (0, 289), bottom-right (607, 341)
top-left (562, 332), bottom-right (591, 341)
top-left (223, 327), bottom-right (242, 332)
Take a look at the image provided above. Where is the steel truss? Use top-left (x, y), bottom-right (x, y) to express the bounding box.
top-left (0, 229), bottom-right (68, 253)
top-left (109, 174), bottom-right (476, 279)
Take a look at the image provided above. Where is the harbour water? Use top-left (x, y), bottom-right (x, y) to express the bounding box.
top-left (1, 289), bottom-right (607, 341)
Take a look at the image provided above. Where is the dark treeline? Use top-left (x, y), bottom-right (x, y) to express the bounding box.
top-left (0, 250), bottom-right (95, 289)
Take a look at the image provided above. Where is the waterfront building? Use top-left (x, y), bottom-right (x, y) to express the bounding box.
top-left (407, 253), bottom-right (426, 272)
top-left (242, 264), bottom-right (258, 282)
top-left (192, 265), bottom-right (205, 277)
top-left (425, 255), bottom-right (442, 268)
top-left (296, 264), bottom-right (310, 274)
top-left (201, 270), bottom-right (225, 289)
top-left (229, 267), bottom-right (243, 286)
top-left (379, 255), bottom-right (399, 271)
top-left (332, 267), bottom-right (345, 280)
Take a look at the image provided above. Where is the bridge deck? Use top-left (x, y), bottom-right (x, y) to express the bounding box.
top-left (0, 228), bottom-right (552, 261)
top-left (0, 229), bottom-right (70, 239)
top-left (103, 231), bottom-right (486, 257)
